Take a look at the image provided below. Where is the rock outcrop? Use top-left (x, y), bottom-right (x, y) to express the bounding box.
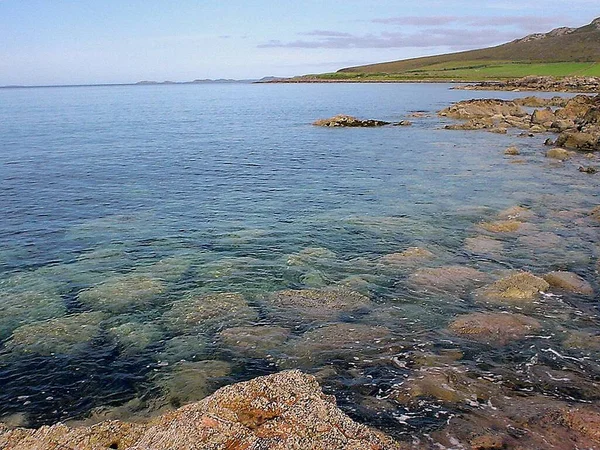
top-left (441, 94), bottom-right (600, 153)
top-left (313, 115), bottom-right (390, 127)
top-left (0, 370), bottom-right (401, 450)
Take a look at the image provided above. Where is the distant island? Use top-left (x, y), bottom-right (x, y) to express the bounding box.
top-left (271, 17), bottom-right (600, 83)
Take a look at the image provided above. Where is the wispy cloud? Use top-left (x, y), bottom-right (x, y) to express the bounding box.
top-left (259, 28), bottom-right (520, 49)
top-left (259, 15), bottom-right (564, 50)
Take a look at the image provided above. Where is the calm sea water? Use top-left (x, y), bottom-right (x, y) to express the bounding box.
top-left (0, 84), bottom-right (598, 438)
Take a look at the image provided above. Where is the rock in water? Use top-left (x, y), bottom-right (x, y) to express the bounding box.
top-left (313, 114), bottom-right (390, 127)
top-left (448, 312), bottom-right (541, 345)
top-left (0, 370), bottom-right (402, 450)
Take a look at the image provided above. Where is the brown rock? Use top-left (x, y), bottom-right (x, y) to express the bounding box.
top-left (555, 132), bottom-right (599, 151)
top-left (497, 205), bottom-right (534, 221)
top-left (504, 146), bottom-right (520, 155)
top-left (464, 236), bottom-right (503, 254)
top-left (479, 220), bottom-right (521, 233)
top-left (546, 147), bottom-right (572, 160)
top-left (0, 371), bottom-right (402, 450)
top-left (474, 272), bottom-right (549, 305)
top-left (449, 312), bottom-right (541, 344)
top-left (561, 408), bottom-right (600, 444)
top-left (470, 434), bottom-right (506, 449)
top-left (544, 271), bottom-right (594, 295)
top-left (531, 108), bottom-right (556, 125)
top-left (439, 99), bottom-right (527, 120)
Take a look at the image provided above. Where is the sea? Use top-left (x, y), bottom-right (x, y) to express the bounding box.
top-left (0, 83), bottom-right (598, 440)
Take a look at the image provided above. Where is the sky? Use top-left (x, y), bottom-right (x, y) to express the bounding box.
top-left (0, 0), bottom-right (598, 85)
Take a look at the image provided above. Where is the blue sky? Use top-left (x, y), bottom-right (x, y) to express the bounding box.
top-left (0, 0), bottom-right (597, 85)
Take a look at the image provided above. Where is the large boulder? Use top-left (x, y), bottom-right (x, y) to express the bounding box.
top-left (0, 371), bottom-right (402, 450)
top-left (555, 131), bottom-right (600, 151)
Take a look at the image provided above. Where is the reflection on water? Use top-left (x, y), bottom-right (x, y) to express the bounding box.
top-left (0, 84), bottom-right (598, 442)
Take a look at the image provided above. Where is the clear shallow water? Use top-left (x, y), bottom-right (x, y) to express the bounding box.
top-left (0, 84), bottom-right (598, 438)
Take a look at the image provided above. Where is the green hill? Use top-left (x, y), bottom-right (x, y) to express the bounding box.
top-left (321, 17), bottom-right (600, 81)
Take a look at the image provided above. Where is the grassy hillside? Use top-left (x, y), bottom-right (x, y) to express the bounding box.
top-left (316, 18), bottom-right (600, 81)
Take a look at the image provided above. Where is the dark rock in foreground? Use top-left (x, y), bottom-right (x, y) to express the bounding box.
top-left (313, 114), bottom-right (390, 127)
top-left (0, 370), bottom-right (402, 450)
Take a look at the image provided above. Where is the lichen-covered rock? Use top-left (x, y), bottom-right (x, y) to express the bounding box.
top-left (474, 272), bottom-right (549, 305)
top-left (266, 288), bottom-right (372, 322)
top-left (546, 147), bottom-right (572, 160)
top-left (162, 292), bottom-right (258, 333)
top-left (544, 271), bottom-right (594, 295)
top-left (561, 408), bottom-right (600, 444)
top-left (0, 370), bottom-right (402, 450)
top-left (6, 312), bottom-right (105, 355)
top-left (448, 312), bottom-right (541, 344)
top-left (218, 326), bottom-right (291, 358)
top-left (313, 115), bottom-right (390, 127)
top-left (78, 275), bottom-right (166, 313)
top-left (408, 265), bottom-right (490, 292)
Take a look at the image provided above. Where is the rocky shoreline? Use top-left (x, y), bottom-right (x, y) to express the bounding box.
top-left (458, 75), bottom-right (600, 93)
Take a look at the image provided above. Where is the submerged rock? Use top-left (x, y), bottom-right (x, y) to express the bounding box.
top-left (78, 274), bottom-right (166, 313)
top-left (283, 323), bottom-right (394, 366)
top-left (6, 312), bottom-right (105, 355)
top-left (286, 247), bottom-right (336, 266)
top-left (479, 219), bottom-right (522, 233)
top-left (266, 288), bottom-right (372, 322)
top-left (154, 360), bottom-right (232, 407)
top-left (544, 271), bottom-right (594, 295)
top-left (448, 312), bottom-right (541, 344)
top-left (0, 290), bottom-right (66, 341)
top-left (378, 247), bottom-right (435, 265)
top-left (218, 325), bottom-right (290, 358)
top-left (162, 292), bottom-right (258, 333)
top-left (313, 114), bottom-right (390, 127)
top-left (0, 371), bottom-right (401, 450)
top-left (474, 272), bottom-right (549, 305)
top-left (158, 334), bottom-right (208, 363)
top-left (464, 236), bottom-right (504, 255)
top-left (497, 205), bottom-right (535, 221)
top-left (408, 265), bottom-right (490, 292)
top-left (108, 322), bottom-right (163, 355)
top-left (393, 365), bottom-right (500, 406)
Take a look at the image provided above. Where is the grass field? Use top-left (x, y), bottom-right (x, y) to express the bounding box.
top-left (307, 62), bottom-right (600, 82)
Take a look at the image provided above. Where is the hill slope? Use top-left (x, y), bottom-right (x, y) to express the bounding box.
top-left (334, 17), bottom-right (600, 79)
